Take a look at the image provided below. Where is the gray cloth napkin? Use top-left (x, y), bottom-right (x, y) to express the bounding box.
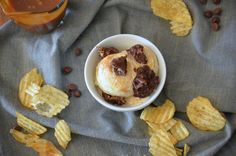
top-left (0, 0), bottom-right (236, 155)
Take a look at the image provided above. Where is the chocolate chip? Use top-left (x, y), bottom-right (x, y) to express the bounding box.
top-left (14, 124), bottom-right (23, 131)
top-left (127, 44), bottom-right (147, 64)
top-left (211, 16), bottom-right (220, 24)
top-left (62, 66), bottom-right (72, 74)
top-left (204, 10), bottom-right (213, 18)
top-left (67, 83), bottom-right (78, 91)
top-left (212, 0), bottom-right (221, 4)
top-left (102, 92), bottom-right (126, 105)
top-left (111, 56), bottom-right (127, 76)
top-left (75, 48), bottom-right (81, 56)
top-left (133, 65), bottom-right (159, 98)
top-left (199, 0), bottom-right (207, 5)
top-left (211, 22), bottom-right (220, 31)
top-left (73, 90), bottom-right (81, 97)
top-left (213, 8), bottom-right (222, 15)
top-left (98, 47), bottom-right (119, 59)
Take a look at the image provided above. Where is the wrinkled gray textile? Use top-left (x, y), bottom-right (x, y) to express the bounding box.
top-left (0, 0), bottom-right (236, 155)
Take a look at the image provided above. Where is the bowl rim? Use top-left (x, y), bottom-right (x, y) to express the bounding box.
top-left (84, 34), bottom-right (166, 112)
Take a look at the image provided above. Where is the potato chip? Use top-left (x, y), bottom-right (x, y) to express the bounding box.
top-left (170, 21), bottom-right (192, 36)
top-left (148, 126), bottom-right (155, 136)
top-left (16, 112), bottom-right (47, 135)
top-left (25, 83), bottom-right (41, 97)
top-left (167, 132), bottom-right (178, 145)
top-left (140, 99), bottom-right (175, 124)
top-left (148, 128), bottom-right (178, 145)
top-left (10, 129), bottom-right (39, 144)
top-left (170, 120), bottom-right (189, 141)
top-left (149, 129), bottom-right (177, 156)
top-left (31, 85), bottom-right (70, 118)
top-left (19, 68), bottom-right (44, 109)
top-left (151, 0), bottom-right (184, 20)
top-left (150, 0), bottom-right (193, 36)
top-left (28, 138), bottom-right (63, 156)
top-left (183, 144), bottom-right (190, 156)
top-left (54, 120), bottom-right (71, 149)
top-left (147, 119), bottom-right (177, 131)
top-left (175, 147), bottom-right (183, 156)
top-left (186, 96), bottom-right (226, 131)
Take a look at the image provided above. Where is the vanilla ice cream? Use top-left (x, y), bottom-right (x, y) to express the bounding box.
top-left (96, 45), bottom-right (159, 105)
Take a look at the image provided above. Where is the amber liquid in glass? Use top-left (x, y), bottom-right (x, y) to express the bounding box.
top-left (1, 0), bottom-right (68, 33)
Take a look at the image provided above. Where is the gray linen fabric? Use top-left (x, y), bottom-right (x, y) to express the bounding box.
top-left (0, 0), bottom-right (236, 155)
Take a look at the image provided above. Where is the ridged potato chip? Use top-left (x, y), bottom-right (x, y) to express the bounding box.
top-left (10, 129), bottom-right (39, 144)
top-left (150, 0), bottom-right (193, 36)
top-left (184, 144), bottom-right (190, 156)
top-left (147, 119), bottom-right (177, 132)
top-left (186, 96), bottom-right (226, 131)
top-left (19, 68), bottom-right (44, 109)
top-left (10, 129), bottom-right (62, 156)
top-left (148, 126), bottom-right (155, 136)
top-left (141, 99), bottom-right (175, 124)
top-left (167, 132), bottom-right (178, 145)
top-left (30, 85), bottom-right (70, 118)
top-left (149, 129), bottom-right (177, 156)
top-left (175, 147), bottom-right (183, 156)
top-left (16, 112), bottom-right (47, 135)
top-left (151, 0), bottom-right (185, 21)
top-left (170, 120), bottom-right (189, 141)
top-left (25, 83), bottom-right (41, 97)
top-left (28, 138), bottom-right (63, 156)
top-left (170, 21), bottom-right (192, 36)
top-left (54, 120), bottom-right (71, 149)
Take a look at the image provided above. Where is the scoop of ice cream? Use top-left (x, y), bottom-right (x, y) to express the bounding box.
top-left (96, 45), bottom-right (159, 97)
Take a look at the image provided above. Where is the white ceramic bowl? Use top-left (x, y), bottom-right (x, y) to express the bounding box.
top-left (84, 34), bottom-right (166, 112)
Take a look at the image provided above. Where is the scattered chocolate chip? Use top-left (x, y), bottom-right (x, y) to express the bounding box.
top-left (212, 0), bottom-right (221, 5)
top-left (98, 47), bottom-right (119, 59)
top-left (127, 44), bottom-right (147, 64)
top-left (62, 66), bottom-right (72, 74)
top-left (133, 65), bottom-right (159, 98)
top-left (102, 92), bottom-right (126, 105)
top-left (211, 22), bottom-right (220, 31)
top-left (14, 124), bottom-right (23, 131)
top-left (211, 16), bottom-right (220, 24)
top-left (75, 48), bottom-right (81, 56)
top-left (67, 83), bottom-right (78, 91)
top-left (199, 0), bottom-right (207, 5)
top-left (111, 56), bottom-right (127, 76)
top-left (213, 8), bottom-right (222, 15)
top-left (204, 10), bottom-right (213, 18)
top-left (73, 90), bottom-right (81, 97)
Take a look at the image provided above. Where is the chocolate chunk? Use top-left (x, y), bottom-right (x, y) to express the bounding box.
top-left (133, 65), bottom-right (160, 98)
top-left (127, 44), bottom-right (147, 64)
top-left (73, 90), bottom-right (81, 97)
top-left (98, 47), bottom-right (119, 59)
top-left (67, 83), bottom-right (78, 91)
top-left (211, 16), bottom-right (220, 24)
top-left (62, 66), bottom-right (72, 74)
top-left (102, 92), bottom-right (126, 105)
top-left (211, 22), bottom-right (220, 31)
top-left (111, 56), bottom-right (127, 76)
top-left (75, 48), bottom-right (82, 56)
top-left (199, 0), bottom-right (207, 5)
top-left (213, 8), bottom-right (222, 15)
top-left (204, 10), bottom-right (213, 18)
top-left (212, 0), bottom-right (221, 4)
